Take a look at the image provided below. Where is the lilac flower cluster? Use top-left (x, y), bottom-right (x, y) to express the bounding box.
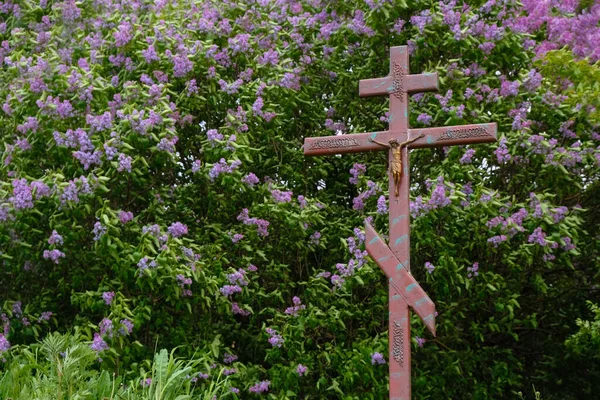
top-left (220, 285), bottom-right (243, 297)
top-left (43, 227), bottom-right (66, 264)
top-left (59, 176), bottom-right (94, 206)
top-left (349, 163), bottom-right (366, 185)
top-left (208, 158), bottom-right (241, 181)
top-left (460, 148), bottom-right (476, 164)
top-left (237, 208), bottom-right (270, 237)
top-left (232, 302), bottom-right (250, 316)
top-left (425, 262), bottom-right (435, 274)
top-left (48, 230), bottom-right (63, 245)
top-left (168, 222), bottom-right (188, 238)
top-left (10, 178), bottom-right (34, 210)
top-left (177, 274), bottom-right (193, 297)
top-left (352, 180), bottom-right (381, 210)
top-left (285, 296), bottom-right (306, 317)
top-left (310, 231), bottom-right (321, 245)
top-left (137, 256), bottom-right (157, 274)
top-left (93, 221), bottom-right (107, 241)
top-left (410, 177), bottom-right (453, 217)
top-left (376, 195), bottom-right (388, 215)
top-left (371, 352), bottom-right (386, 365)
top-left (296, 364), bottom-right (308, 376)
top-left (330, 228), bottom-right (368, 287)
top-left (102, 291), bottom-right (115, 305)
top-left (119, 211), bottom-right (133, 224)
top-left (90, 333), bottom-right (109, 353)
top-left (271, 189), bottom-right (293, 203)
top-left (467, 262), bottom-right (479, 278)
top-left (249, 380), bottom-right (271, 394)
top-left (528, 227), bottom-right (547, 246)
top-left (415, 336), bottom-right (426, 347)
top-left (242, 173), bottom-right (260, 186)
top-left (224, 353), bottom-right (238, 364)
top-left (266, 327), bottom-right (284, 347)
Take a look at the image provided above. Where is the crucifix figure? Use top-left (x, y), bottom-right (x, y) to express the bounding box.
top-left (370, 135), bottom-right (424, 196)
top-left (304, 46), bottom-right (497, 399)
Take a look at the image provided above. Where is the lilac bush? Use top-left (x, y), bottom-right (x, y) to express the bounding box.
top-left (0, 0), bottom-right (598, 398)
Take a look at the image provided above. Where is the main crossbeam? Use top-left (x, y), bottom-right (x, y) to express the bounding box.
top-left (304, 123), bottom-right (497, 156)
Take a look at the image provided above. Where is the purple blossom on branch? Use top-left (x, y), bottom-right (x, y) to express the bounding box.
top-left (43, 249), bottom-right (65, 264)
top-left (167, 222), bottom-right (188, 238)
top-left (102, 291), bottom-right (115, 305)
top-left (266, 328), bottom-right (284, 347)
top-left (371, 352), bottom-right (386, 365)
top-left (48, 230), bottom-right (64, 245)
top-left (249, 380), bottom-right (271, 394)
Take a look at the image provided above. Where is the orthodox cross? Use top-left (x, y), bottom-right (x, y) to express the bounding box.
top-left (304, 46), bottom-right (497, 399)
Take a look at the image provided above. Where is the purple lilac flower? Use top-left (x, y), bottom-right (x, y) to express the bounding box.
top-left (12, 302), bottom-right (22, 316)
top-left (562, 237), bottom-right (576, 251)
top-left (224, 353), bottom-right (238, 364)
top-left (411, 10), bottom-right (432, 33)
top-left (117, 153), bottom-right (132, 172)
top-left (157, 136), bottom-right (178, 153)
top-left (31, 181), bottom-right (51, 199)
top-left (230, 387), bottom-right (240, 394)
top-left (249, 381), bottom-right (271, 394)
top-left (242, 173), bottom-right (259, 186)
top-left (209, 159), bottom-right (241, 181)
top-left (487, 235), bottom-right (507, 247)
top-left (99, 318), bottom-right (113, 337)
top-left (528, 227), bottom-right (547, 246)
top-left (172, 53), bottom-right (193, 78)
top-left (206, 129), bottom-right (223, 145)
top-left (349, 163), bottom-right (366, 185)
top-left (417, 113), bottom-right (433, 125)
top-left (227, 269), bottom-right (248, 286)
top-left (376, 195), bottom-right (388, 214)
top-left (258, 49), bottom-right (279, 66)
top-left (467, 262), bottom-right (479, 278)
top-left (119, 319), bottom-right (134, 336)
top-left (232, 303), bottom-right (250, 316)
top-left (43, 249), bottom-right (65, 264)
top-left (102, 292), bottom-right (115, 305)
top-left (48, 230), bottom-right (63, 245)
top-left (460, 148), bottom-right (476, 164)
top-left (119, 211), bottom-right (133, 224)
top-left (141, 378), bottom-right (152, 387)
top-left (137, 257), bottom-right (157, 274)
top-left (266, 328), bottom-right (284, 347)
top-left (415, 336), bottom-right (426, 347)
top-left (223, 368), bottom-right (237, 376)
top-left (371, 352), bottom-right (386, 365)
top-left (93, 221), bottom-right (107, 241)
top-left (296, 364), bottom-right (308, 376)
top-left (285, 296), bottom-right (306, 317)
top-left (38, 311), bottom-right (53, 322)
top-left (310, 231), bottom-right (321, 245)
top-left (167, 222), bottom-right (188, 238)
top-left (297, 195), bottom-right (307, 209)
top-left (495, 137), bottom-right (511, 164)
top-left (10, 179), bottom-right (33, 210)
top-left (0, 334), bottom-right (10, 354)
top-left (220, 285), bottom-right (243, 297)
top-left (90, 333), bottom-right (109, 352)
top-left (425, 262), bottom-right (435, 274)
top-left (270, 189), bottom-right (293, 203)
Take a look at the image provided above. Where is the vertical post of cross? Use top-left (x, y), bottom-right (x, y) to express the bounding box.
top-left (359, 46), bottom-right (437, 400)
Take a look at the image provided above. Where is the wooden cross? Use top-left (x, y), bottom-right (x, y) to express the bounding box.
top-left (304, 46), bottom-right (497, 399)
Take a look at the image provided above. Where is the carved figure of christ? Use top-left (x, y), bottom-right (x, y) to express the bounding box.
top-left (303, 46), bottom-right (497, 399)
